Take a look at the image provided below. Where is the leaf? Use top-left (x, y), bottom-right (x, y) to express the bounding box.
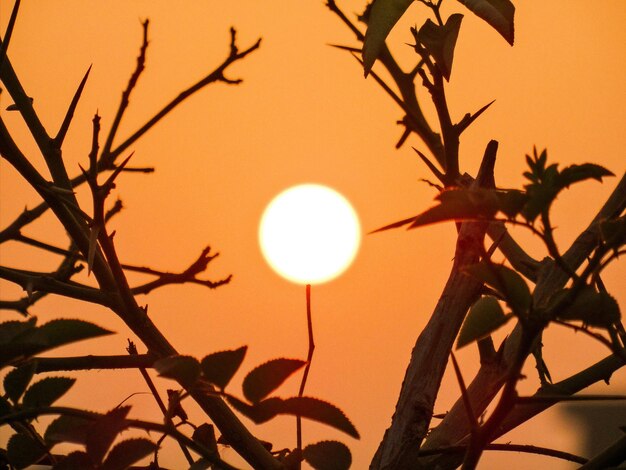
top-left (457, 296), bottom-right (511, 348)
top-left (362, 0), bottom-right (414, 75)
top-left (45, 415), bottom-right (92, 445)
top-left (242, 358), bottom-right (306, 403)
top-left (34, 319), bottom-right (113, 349)
top-left (408, 188), bottom-right (500, 229)
top-left (192, 423), bottom-right (218, 453)
top-left (3, 361), bottom-right (36, 403)
top-left (303, 440), bottom-right (352, 470)
top-left (556, 286), bottom-right (621, 328)
top-left (7, 432), bottom-right (47, 469)
top-left (200, 346), bottom-right (247, 390)
top-left (52, 451), bottom-right (95, 470)
top-left (101, 438), bottom-right (157, 470)
top-left (418, 14), bottom-right (464, 80)
top-left (456, 0), bottom-right (514, 45)
top-left (227, 395), bottom-right (359, 438)
top-left (599, 217), bottom-right (626, 249)
top-left (281, 397), bottom-right (360, 439)
top-left (558, 163), bottom-right (614, 188)
top-left (0, 317), bottom-right (37, 344)
top-left (86, 406), bottom-right (130, 465)
top-left (154, 355), bottom-right (201, 388)
top-left (22, 377), bottom-right (75, 409)
top-left (226, 395), bottom-right (283, 423)
top-left (464, 260), bottom-right (531, 313)
top-left (370, 214), bottom-right (419, 233)
top-left (495, 190), bottom-right (527, 218)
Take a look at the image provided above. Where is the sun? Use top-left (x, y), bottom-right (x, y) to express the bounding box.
top-left (259, 184), bottom-right (361, 285)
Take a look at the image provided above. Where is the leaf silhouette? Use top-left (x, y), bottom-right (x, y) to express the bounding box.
top-left (555, 287), bottom-right (620, 328)
top-left (102, 438), bottom-right (157, 470)
top-left (418, 14), bottom-right (464, 80)
top-left (362, 0), bottom-right (414, 75)
top-left (242, 358), bottom-right (305, 403)
top-left (200, 346), bottom-right (247, 390)
top-left (85, 406), bottom-right (130, 465)
top-left (45, 415), bottom-right (92, 445)
top-left (281, 397), bottom-right (360, 439)
top-left (23, 377), bottom-right (75, 409)
top-left (303, 440), bottom-right (352, 470)
top-left (456, 0), bottom-right (514, 45)
top-left (3, 362), bottom-right (36, 403)
top-left (464, 260), bottom-right (531, 314)
top-left (457, 296), bottom-right (511, 348)
top-left (154, 355), bottom-right (201, 388)
top-left (7, 432), bottom-right (47, 469)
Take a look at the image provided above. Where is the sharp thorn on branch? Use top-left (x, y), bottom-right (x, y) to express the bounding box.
top-left (55, 64), bottom-right (93, 146)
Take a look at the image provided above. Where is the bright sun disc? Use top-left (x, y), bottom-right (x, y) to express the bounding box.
top-left (259, 184), bottom-right (361, 285)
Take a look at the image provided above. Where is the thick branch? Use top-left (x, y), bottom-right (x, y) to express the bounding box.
top-left (420, 173), bottom-right (626, 468)
top-left (371, 143), bottom-right (498, 469)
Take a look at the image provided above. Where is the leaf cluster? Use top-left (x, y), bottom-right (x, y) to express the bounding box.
top-left (154, 348), bottom-right (359, 468)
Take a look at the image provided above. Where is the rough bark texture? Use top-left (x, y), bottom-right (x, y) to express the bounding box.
top-left (371, 143), bottom-right (497, 469)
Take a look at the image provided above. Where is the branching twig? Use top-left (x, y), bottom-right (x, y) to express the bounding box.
top-left (102, 27), bottom-right (262, 165)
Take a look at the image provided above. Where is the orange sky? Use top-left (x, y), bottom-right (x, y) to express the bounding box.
top-left (1, 1), bottom-right (625, 468)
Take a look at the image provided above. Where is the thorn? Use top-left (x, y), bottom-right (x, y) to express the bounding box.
top-left (457, 99), bottom-right (496, 134)
top-left (6, 96), bottom-right (33, 111)
top-left (413, 147), bottom-right (445, 184)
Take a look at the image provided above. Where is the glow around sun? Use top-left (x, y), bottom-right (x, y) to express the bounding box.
top-left (259, 184), bottom-right (361, 285)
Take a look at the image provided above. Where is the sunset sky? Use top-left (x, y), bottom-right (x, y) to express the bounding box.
top-left (1, 1), bottom-right (625, 468)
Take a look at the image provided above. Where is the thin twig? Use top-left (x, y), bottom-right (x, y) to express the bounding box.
top-left (296, 284), bottom-right (316, 465)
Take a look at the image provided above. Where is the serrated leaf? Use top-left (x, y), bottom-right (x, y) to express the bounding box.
top-left (7, 432), bottom-right (47, 468)
top-left (52, 451), bottom-right (95, 470)
top-left (86, 406), bottom-right (130, 464)
top-left (242, 358), bottom-right (306, 403)
top-left (200, 346), bottom-right (247, 390)
top-left (154, 355), bottom-right (200, 388)
top-left (558, 163), bottom-right (614, 188)
top-left (45, 415), bottom-right (92, 445)
top-left (362, 0), bottom-right (414, 75)
top-left (3, 362), bottom-right (36, 403)
top-left (304, 440), bottom-right (352, 470)
top-left (418, 14), bottom-right (463, 80)
top-left (227, 395), bottom-right (283, 423)
top-left (22, 377), bottom-right (75, 409)
top-left (408, 188), bottom-right (500, 229)
top-left (227, 395), bottom-right (359, 438)
top-left (101, 438), bottom-right (156, 470)
top-left (281, 397), bottom-right (360, 439)
top-left (0, 317), bottom-right (37, 344)
top-left (464, 261), bottom-right (531, 314)
top-left (34, 319), bottom-right (113, 349)
top-left (457, 296), bottom-right (511, 348)
top-left (556, 286), bottom-right (621, 328)
top-left (456, 0), bottom-right (514, 45)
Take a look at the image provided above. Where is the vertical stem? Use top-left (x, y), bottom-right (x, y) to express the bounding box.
top-left (297, 284), bottom-right (315, 462)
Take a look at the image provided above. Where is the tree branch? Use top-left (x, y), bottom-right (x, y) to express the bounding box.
top-left (31, 353), bottom-right (156, 373)
top-left (419, 174), bottom-right (626, 468)
top-left (371, 142), bottom-right (497, 469)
